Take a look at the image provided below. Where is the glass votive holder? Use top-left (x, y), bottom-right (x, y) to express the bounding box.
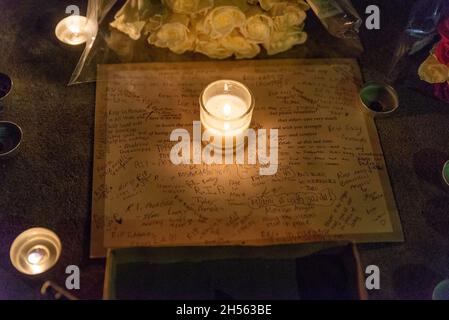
top-left (0, 121), bottom-right (22, 159)
top-left (55, 15), bottom-right (97, 46)
top-left (359, 82), bottom-right (399, 117)
top-left (442, 160), bottom-right (449, 189)
top-left (200, 80), bottom-right (255, 152)
top-left (433, 279), bottom-right (449, 300)
top-left (10, 228), bottom-right (62, 275)
top-left (0, 73), bottom-right (13, 113)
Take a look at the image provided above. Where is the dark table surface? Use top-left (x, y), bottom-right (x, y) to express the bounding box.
top-left (1, 0), bottom-right (449, 300)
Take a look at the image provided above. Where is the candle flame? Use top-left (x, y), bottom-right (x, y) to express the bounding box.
top-left (27, 252), bottom-right (44, 265)
top-left (223, 103), bottom-right (231, 116)
top-left (26, 247), bottom-right (47, 265)
top-left (68, 23), bottom-right (81, 35)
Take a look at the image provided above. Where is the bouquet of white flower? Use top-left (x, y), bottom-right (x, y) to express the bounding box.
top-left (110, 0), bottom-right (309, 59)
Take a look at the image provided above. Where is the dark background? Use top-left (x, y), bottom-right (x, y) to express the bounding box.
top-left (0, 0), bottom-right (448, 299)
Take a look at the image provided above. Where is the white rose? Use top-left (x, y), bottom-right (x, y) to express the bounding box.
top-left (110, 0), bottom-right (155, 40)
top-left (144, 14), bottom-right (164, 34)
top-left (111, 15), bottom-right (147, 40)
top-left (195, 34), bottom-right (234, 59)
top-left (241, 13), bottom-right (273, 43)
top-left (258, 0), bottom-right (281, 11)
top-left (270, 2), bottom-right (307, 30)
top-left (199, 6), bottom-right (246, 39)
top-left (263, 28), bottom-right (307, 55)
top-left (221, 32), bottom-right (261, 58)
top-left (162, 0), bottom-right (214, 14)
top-left (148, 22), bottom-right (195, 54)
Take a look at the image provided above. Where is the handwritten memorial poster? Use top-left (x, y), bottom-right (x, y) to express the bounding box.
top-left (91, 59), bottom-right (403, 257)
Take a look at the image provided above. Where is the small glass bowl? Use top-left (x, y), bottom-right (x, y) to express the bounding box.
top-left (0, 121), bottom-right (22, 158)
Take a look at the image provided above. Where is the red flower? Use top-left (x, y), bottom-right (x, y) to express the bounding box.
top-left (434, 82), bottom-right (449, 104)
top-left (435, 40), bottom-right (449, 66)
top-left (438, 18), bottom-right (449, 42)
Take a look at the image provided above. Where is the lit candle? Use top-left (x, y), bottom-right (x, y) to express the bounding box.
top-left (200, 80), bottom-right (254, 150)
top-left (10, 228), bottom-right (61, 275)
top-left (55, 15), bottom-right (97, 45)
top-left (27, 247), bottom-right (47, 265)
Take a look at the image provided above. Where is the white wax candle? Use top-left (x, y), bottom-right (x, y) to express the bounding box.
top-left (200, 80), bottom-right (254, 145)
top-left (55, 15), bottom-right (97, 45)
top-left (10, 228), bottom-right (61, 275)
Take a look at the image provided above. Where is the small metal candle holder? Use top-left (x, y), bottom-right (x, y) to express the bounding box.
top-left (10, 228), bottom-right (62, 276)
top-left (0, 73), bottom-right (12, 113)
top-left (359, 82), bottom-right (399, 117)
top-left (0, 121), bottom-right (22, 158)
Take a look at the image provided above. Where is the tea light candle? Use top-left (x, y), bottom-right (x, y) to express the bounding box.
top-left (200, 80), bottom-right (254, 149)
top-left (55, 15), bottom-right (97, 45)
top-left (10, 228), bottom-right (61, 275)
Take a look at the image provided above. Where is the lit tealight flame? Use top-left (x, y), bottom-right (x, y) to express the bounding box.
top-left (27, 248), bottom-right (47, 265)
top-left (68, 23), bottom-right (81, 36)
top-left (223, 103), bottom-right (231, 117)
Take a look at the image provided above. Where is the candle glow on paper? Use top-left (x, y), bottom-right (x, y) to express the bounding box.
top-left (55, 15), bottom-right (97, 45)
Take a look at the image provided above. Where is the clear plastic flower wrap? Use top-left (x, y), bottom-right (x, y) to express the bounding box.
top-left (388, 0), bottom-right (449, 104)
top-left (69, 0), bottom-right (364, 85)
top-left (305, 0), bottom-right (361, 39)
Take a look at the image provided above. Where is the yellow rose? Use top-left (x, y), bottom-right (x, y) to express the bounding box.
top-left (241, 13), bottom-right (273, 43)
top-left (270, 2), bottom-right (307, 30)
top-left (263, 28), bottom-right (307, 55)
top-left (200, 6), bottom-right (246, 39)
top-left (162, 0), bottom-right (213, 14)
top-left (195, 34), bottom-right (234, 59)
top-left (418, 54), bottom-right (449, 83)
top-left (221, 32), bottom-right (261, 58)
top-left (148, 22), bottom-right (195, 54)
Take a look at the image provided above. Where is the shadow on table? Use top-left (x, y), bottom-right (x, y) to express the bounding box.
top-left (413, 149), bottom-right (449, 192)
top-left (422, 196), bottom-right (449, 240)
top-left (104, 244), bottom-right (366, 300)
top-left (393, 264), bottom-right (441, 300)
